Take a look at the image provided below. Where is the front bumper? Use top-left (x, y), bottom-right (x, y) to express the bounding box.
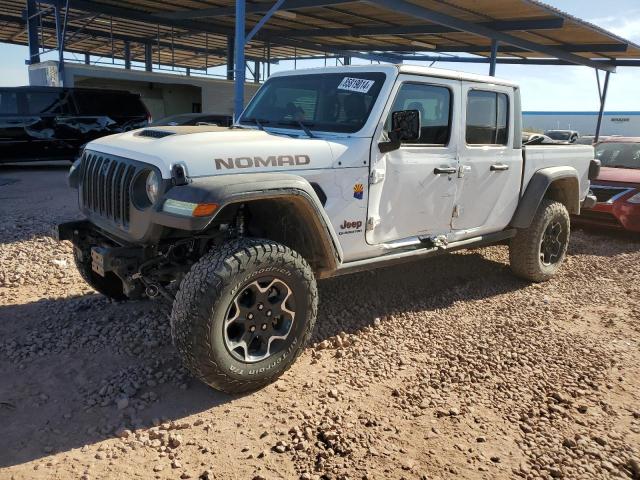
top-left (57, 220), bottom-right (149, 296)
top-left (574, 199), bottom-right (640, 232)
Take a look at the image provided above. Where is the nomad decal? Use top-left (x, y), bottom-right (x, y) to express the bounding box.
top-left (215, 155), bottom-right (310, 170)
top-left (339, 220), bottom-right (363, 236)
top-left (353, 183), bottom-right (364, 200)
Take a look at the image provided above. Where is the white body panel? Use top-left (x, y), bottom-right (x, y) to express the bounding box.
top-left (522, 144), bottom-right (593, 201)
top-left (451, 81), bottom-right (522, 239)
top-left (84, 64), bottom-right (594, 265)
top-left (367, 74), bottom-right (461, 244)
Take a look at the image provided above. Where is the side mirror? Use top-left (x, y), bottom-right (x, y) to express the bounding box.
top-left (379, 109), bottom-right (421, 153)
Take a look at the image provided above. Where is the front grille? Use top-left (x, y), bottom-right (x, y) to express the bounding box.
top-left (80, 152), bottom-right (137, 227)
top-left (590, 185), bottom-right (633, 203)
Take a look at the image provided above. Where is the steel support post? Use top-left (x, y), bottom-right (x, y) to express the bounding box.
top-left (489, 39), bottom-right (498, 76)
top-left (227, 35), bottom-right (235, 80)
top-left (124, 41), bottom-right (131, 69)
top-left (144, 42), bottom-right (153, 71)
top-left (254, 61), bottom-right (260, 83)
top-left (594, 71), bottom-right (610, 143)
top-left (233, 0), bottom-right (246, 121)
top-left (26, 0), bottom-right (41, 64)
top-left (266, 41), bottom-right (271, 77)
top-left (54, 0), bottom-right (68, 85)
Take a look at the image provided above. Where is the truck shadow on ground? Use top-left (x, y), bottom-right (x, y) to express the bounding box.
top-left (0, 249), bottom-right (523, 468)
top-left (570, 225), bottom-right (640, 256)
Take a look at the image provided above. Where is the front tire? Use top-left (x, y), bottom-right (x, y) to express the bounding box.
top-left (171, 238), bottom-right (317, 394)
top-left (509, 199), bottom-right (570, 282)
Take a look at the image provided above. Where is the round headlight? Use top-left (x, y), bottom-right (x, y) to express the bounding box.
top-left (145, 170), bottom-right (159, 204)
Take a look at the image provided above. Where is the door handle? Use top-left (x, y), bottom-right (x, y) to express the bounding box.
top-left (490, 164), bottom-right (509, 171)
top-left (434, 166), bottom-right (457, 175)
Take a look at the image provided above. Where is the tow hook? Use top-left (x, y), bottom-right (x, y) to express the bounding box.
top-left (145, 284), bottom-right (160, 298)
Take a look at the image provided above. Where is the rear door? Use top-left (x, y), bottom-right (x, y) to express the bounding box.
top-left (451, 84), bottom-right (521, 236)
top-left (367, 75), bottom-right (461, 244)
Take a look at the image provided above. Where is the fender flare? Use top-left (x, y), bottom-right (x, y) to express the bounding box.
top-left (160, 172), bottom-right (343, 272)
top-left (510, 166), bottom-right (580, 229)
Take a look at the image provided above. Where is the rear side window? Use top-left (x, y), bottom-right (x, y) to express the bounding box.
top-left (386, 83), bottom-right (452, 145)
top-left (74, 91), bottom-right (147, 116)
top-left (25, 91), bottom-right (70, 115)
top-left (0, 91), bottom-right (18, 115)
top-left (466, 90), bottom-right (509, 145)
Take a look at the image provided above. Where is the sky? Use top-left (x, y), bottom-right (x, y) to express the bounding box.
top-left (1, 0), bottom-right (639, 111)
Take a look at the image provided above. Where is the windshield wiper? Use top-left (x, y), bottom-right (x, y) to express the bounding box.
top-left (240, 117), bottom-right (271, 130)
top-left (277, 119), bottom-right (316, 138)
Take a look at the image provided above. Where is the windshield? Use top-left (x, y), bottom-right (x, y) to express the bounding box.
top-left (545, 131), bottom-right (571, 140)
top-left (595, 142), bottom-right (640, 169)
top-left (239, 72), bottom-right (386, 134)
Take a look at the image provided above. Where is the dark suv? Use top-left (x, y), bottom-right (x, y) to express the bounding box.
top-left (0, 86), bottom-right (150, 163)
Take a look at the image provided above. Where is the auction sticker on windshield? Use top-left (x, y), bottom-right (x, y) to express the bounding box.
top-left (337, 77), bottom-right (375, 93)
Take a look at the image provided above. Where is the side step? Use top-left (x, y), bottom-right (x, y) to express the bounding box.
top-left (333, 229), bottom-right (516, 277)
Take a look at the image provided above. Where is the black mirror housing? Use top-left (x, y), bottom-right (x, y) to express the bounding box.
top-left (391, 109), bottom-right (421, 142)
top-left (379, 109), bottom-right (421, 153)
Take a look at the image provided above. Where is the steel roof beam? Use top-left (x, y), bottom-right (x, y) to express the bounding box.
top-left (264, 36), bottom-right (401, 62)
top-left (365, 0), bottom-right (617, 72)
top-left (265, 18), bottom-right (565, 38)
top-left (2, 14), bottom-right (269, 62)
top-left (435, 43), bottom-right (628, 53)
top-left (303, 42), bottom-right (629, 54)
top-left (157, 0), bottom-right (355, 20)
top-left (39, 0), bottom-right (235, 36)
top-left (395, 55), bottom-right (637, 67)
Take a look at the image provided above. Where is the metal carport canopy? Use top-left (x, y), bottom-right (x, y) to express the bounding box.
top-left (2, 0), bottom-right (638, 131)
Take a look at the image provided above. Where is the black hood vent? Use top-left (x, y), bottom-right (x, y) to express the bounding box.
top-left (137, 129), bottom-right (176, 139)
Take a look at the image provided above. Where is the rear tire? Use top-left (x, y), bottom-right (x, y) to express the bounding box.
top-left (171, 238), bottom-right (317, 394)
top-left (509, 199), bottom-right (570, 282)
top-left (73, 247), bottom-right (127, 300)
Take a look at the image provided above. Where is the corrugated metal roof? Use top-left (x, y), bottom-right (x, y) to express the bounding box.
top-left (0, 0), bottom-right (638, 71)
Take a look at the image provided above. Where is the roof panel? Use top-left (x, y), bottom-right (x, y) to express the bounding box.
top-left (0, 0), bottom-right (637, 72)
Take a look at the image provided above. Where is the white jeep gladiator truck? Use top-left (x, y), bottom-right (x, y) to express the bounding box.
top-left (57, 65), bottom-right (599, 393)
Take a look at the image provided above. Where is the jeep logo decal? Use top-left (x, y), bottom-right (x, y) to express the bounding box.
top-left (338, 220), bottom-right (363, 236)
top-left (215, 155), bottom-right (310, 170)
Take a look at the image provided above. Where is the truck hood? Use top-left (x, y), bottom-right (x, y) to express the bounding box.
top-left (85, 126), bottom-right (337, 178)
top-left (596, 166), bottom-right (640, 185)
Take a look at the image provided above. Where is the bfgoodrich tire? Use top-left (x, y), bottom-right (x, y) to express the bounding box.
top-left (73, 247), bottom-right (127, 300)
top-left (509, 199), bottom-right (570, 282)
top-left (171, 238), bottom-right (318, 394)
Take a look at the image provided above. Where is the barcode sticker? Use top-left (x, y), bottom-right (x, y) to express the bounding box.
top-left (337, 77), bottom-right (375, 93)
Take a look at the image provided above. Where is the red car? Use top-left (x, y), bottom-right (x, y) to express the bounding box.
top-left (578, 137), bottom-right (640, 232)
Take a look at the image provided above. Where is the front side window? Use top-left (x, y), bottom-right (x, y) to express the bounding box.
top-left (466, 90), bottom-right (509, 145)
top-left (24, 91), bottom-right (69, 115)
top-left (385, 83), bottom-right (452, 145)
top-left (0, 91), bottom-right (18, 115)
top-left (239, 73), bottom-right (386, 133)
top-left (545, 131), bottom-right (571, 141)
top-left (74, 91), bottom-right (146, 116)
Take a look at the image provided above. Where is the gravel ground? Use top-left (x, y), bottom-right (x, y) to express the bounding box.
top-left (1, 165), bottom-right (640, 480)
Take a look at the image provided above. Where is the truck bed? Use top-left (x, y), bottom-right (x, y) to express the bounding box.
top-left (522, 144), bottom-right (594, 201)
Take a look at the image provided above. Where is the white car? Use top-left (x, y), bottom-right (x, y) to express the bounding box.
top-left (58, 65), bottom-right (599, 393)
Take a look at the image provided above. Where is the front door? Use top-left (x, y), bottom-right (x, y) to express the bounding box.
top-left (451, 83), bottom-right (521, 237)
top-left (366, 76), bottom-right (461, 245)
